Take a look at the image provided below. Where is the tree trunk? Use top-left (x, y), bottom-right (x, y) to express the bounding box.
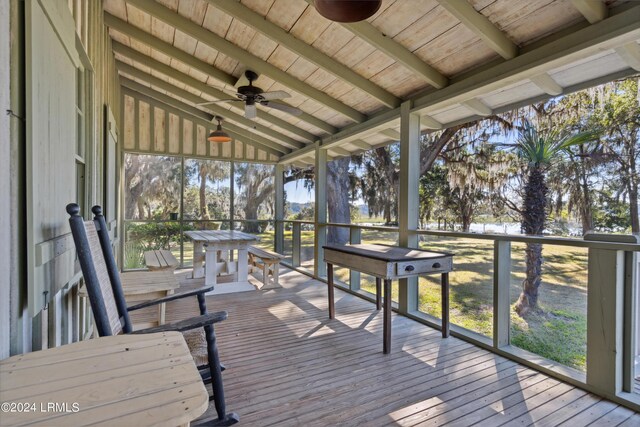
top-left (629, 184), bottom-right (639, 234)
top-left (578, 146), bottom-right (593, 234)
top-left (199, 169), bottom-right (209, 221)
top-left (628, 146), bottom-right (639, 233)
top-left (459, 192), bottom-right (473, 232)
top-left (327, 157), bottom-right (350, 244)
top-left (124, 156), bottom-right (143, 219)
top-left (516, 242), bottom-right (543, 314)
top-left (243, 199), bottom-right (261, 233)
top-left (515, 166), bottom-right (548, 315)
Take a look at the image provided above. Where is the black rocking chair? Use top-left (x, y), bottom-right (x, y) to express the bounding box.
top-left (67, 203), bottom-right (238, 426)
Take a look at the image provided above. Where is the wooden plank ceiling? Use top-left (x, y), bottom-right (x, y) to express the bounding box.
top-left (104, 0), bottom-right (640, 164)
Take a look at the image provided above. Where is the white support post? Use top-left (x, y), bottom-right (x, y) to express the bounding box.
top-left (350, 227), bottom-right (361, 291)
top-left (585, 233), bottom-right (629, 398)
top-left (292, 222), bottom-right (301, 268)
top-left (493, 240), bottom-right (511, 348)
top-left (275, 163), bottom-right (284, 253)
top-left (398, 101), bottom-right (420, 314)
top-left (314, 143), bottom-right (327, 278)
top-left (229, 160), bottom-right (235, 231)
top-left (623, 245), bottom-right (639, 392)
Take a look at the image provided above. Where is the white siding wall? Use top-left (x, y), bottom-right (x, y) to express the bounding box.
top-left (5, 0), bottom-right (121, 355)
top-left (0, 0), bottom-right (11, 359)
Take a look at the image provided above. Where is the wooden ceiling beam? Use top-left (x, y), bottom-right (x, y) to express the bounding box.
top-left (117, 61), bottom-right (305, 150)
top-left (421, 115), bottom-right (444, 129)
top-left (380, 128), bottom-right (401, 140)
top-left (437, 0), bottom-right (518, 59)
top-left (120, 86), bottom-right (285, 157)
top-left (530, 73), bottom-right (564, 96)
top-left (278, 5), bottom-right (640, 163)
top-left (104, 13), bottom-right (337, 135)
top-left (461, 98), bottom-right (493, 116)
top-left (305, 1), bottom-right (448, 88)
top-left (104, 12), bottom-right (235, 86)
top-left (350, 140), bottom-right (373, 150)
top-left (328, 147), bottom-right (352, 156)
top-left (615, 42), bottom-right (640, 71)
top-left (113, 41), bottom-right (317, 144)
top-left (411, 6), bottom-right (640, 113)
top-left (570, 0), bottom-right (608, 24)
top-left (279, 144), bottom-right (315, 164)
top-left (124, 0), bottom-right (366, 123)
top-left (205, 0), bottom-right (400, 109)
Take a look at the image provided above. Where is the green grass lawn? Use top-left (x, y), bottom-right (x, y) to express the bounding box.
top-left (128, 226), bottom-right (589, 372)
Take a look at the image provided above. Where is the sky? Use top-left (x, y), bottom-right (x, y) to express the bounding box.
top-left (284, 180), bottom-right (314, 204)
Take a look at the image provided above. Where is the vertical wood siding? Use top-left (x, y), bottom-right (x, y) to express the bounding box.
top-left (17, 0), bottom-right (121, 354)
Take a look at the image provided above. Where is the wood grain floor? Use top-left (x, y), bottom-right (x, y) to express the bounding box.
top-left (135, 268), bottom-right (640, 426)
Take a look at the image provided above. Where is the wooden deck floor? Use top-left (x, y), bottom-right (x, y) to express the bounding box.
top-left (143, 268), bottom-right (639, 426)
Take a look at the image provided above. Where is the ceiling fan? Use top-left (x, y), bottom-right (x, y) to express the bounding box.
top-left (196, 70), bottom-right (302, 119)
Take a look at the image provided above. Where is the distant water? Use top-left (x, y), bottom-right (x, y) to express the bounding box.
top-left (411, 222), bottom-right (522, 234)
top-left (357, 221), bottom-right (584, 236)
top-left (469, 223), bottom-right (522, 234)
top-left (424, 222), bottom-right (584, 236)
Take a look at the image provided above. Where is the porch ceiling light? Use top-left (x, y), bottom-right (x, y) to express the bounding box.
top-left (314, 0), bottom-right (382, 23)
top-left (208, 116), bottom-right (232, 143)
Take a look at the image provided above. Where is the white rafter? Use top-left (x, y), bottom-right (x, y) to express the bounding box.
top-left (124, 0), bottom-right (367, 123)
top-left (530, 74), bottom-right (564, 96)
top-left (437, 0), bottom-right (518, 59)
top-left (462, 98), bottom-right (493, 116)
top-left (206, 0), bottom-right (400, 109)
top-left (571, 0), bottom-right (608, 24)
top-left (615, 42), bottom-right (640, 71)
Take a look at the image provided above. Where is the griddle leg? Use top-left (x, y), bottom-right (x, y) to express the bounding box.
top-left (441, 272), bottom-right (450, 338)
top-left (375, 277), bottom-right (382, 310)
top-left (328, 263), bottom-right (335, 320)
top-left (383, 279), bottom-right (392, 354)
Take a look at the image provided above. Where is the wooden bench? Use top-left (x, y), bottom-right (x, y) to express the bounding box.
top-left (144, 249), bottom-right (179, 271)
top-left (248, 246), bottom-right (285, 290)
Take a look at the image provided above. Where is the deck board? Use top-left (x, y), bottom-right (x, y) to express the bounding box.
top-left (134, 268), bottom-right (640, 426)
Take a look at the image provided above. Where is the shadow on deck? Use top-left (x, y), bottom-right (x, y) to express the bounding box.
top-left (131, 267), bottom-right (639, 426)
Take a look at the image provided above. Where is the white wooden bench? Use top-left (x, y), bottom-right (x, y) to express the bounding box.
top-left (248, 246), bottom-right (285, 289)
top-left (144, 249), bottom-right (179, 271)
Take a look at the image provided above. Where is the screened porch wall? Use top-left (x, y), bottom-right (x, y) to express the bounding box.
top-left (119, 91), bottom-right (279, 269)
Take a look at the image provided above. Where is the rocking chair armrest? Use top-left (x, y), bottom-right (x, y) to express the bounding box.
top-left (130, 311), bottom-right (228, 334)
top-left (126, 285), bottom-right (215, 311)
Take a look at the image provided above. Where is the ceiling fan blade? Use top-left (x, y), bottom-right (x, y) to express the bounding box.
top-left (261, 101), bottom-right (302, 116)
top-left (245, 103), bottom-right (257, 119)
top-left (260, 90), bottom-right (291, 101)
top-left (195, 99), bottom-right (240, 106)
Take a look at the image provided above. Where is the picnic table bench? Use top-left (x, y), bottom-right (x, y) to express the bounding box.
top-left (79, 269), bottom-right (179, 330)
top-left (144, 249), bottom-right (179, 270)
top-left (248, 246), bottom-right (284, 289)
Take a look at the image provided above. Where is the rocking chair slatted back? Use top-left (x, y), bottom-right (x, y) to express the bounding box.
top-left (91, 206), bottom-right (132, 333)
top-left (67, 204), bottom-right (124, 336)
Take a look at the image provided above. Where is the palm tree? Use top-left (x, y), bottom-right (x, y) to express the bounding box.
top-left (512, 121), bottom-right (597, 315)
